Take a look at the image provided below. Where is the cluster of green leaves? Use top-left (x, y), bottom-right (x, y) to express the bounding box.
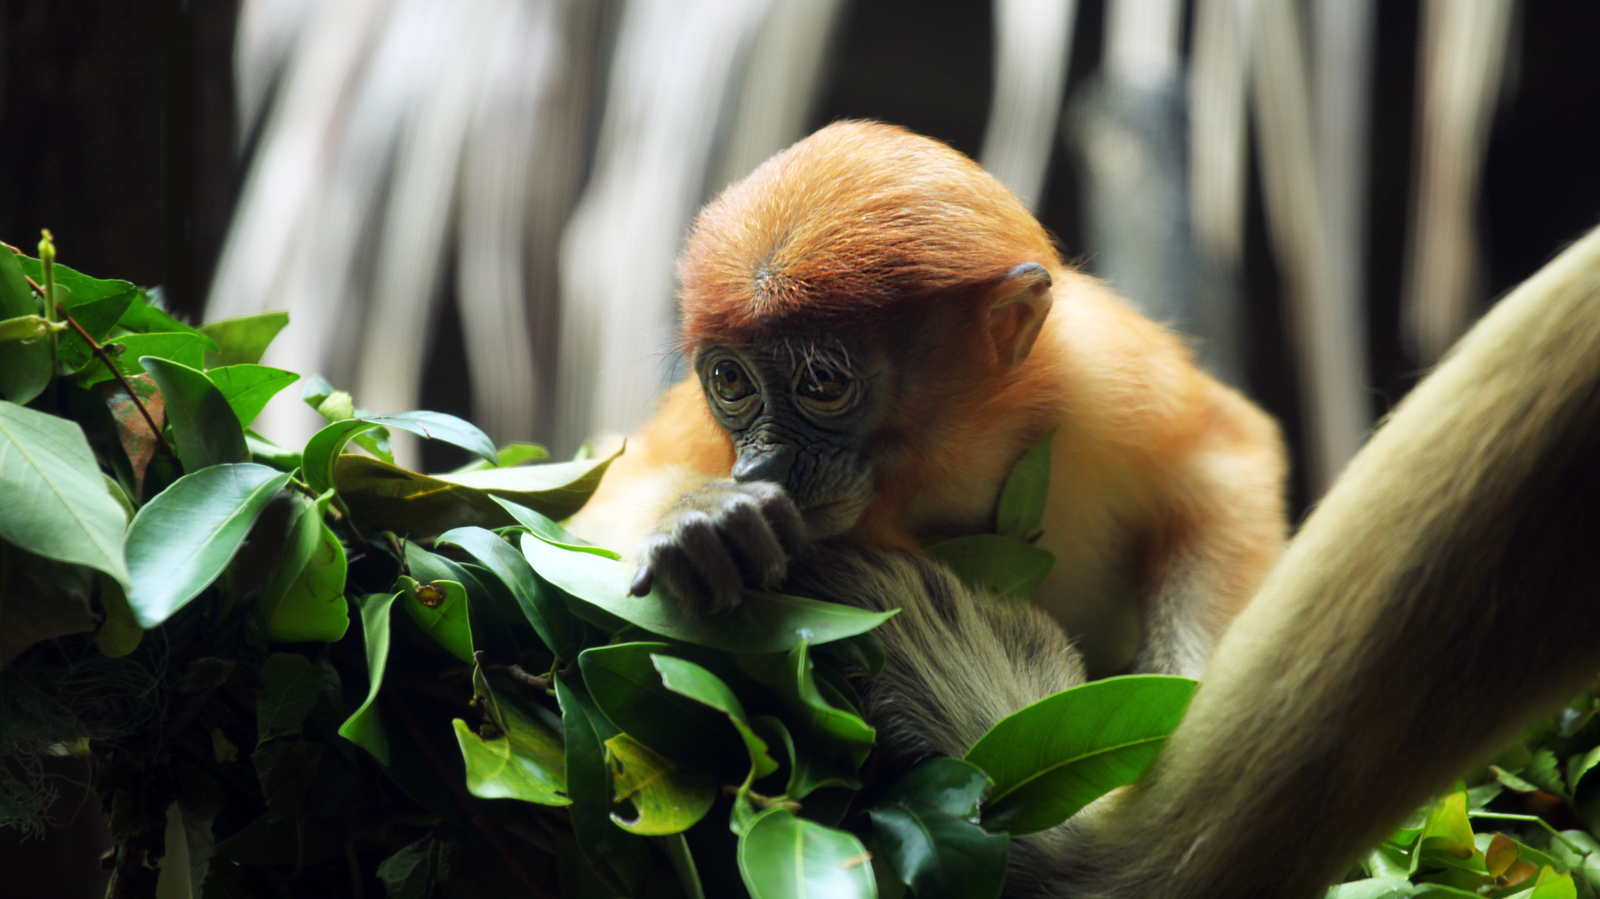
top-left (1326, 696), bottom-right (1600, 899)
top-left (0, 243), bottom-right (1199, 898)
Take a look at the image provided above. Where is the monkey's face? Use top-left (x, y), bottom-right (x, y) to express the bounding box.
top-left (694, 340), bottom-right (884, 537)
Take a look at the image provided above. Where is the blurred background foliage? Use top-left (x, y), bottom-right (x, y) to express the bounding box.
top-left (3, 0), bottom-right (1599, 893)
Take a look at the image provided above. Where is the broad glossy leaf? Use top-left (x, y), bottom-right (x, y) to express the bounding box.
top-left (258, 491), bottom-right (349, 643)
top-left (433, 445), bottom-right (624, 522)
top-left (737, 809), bottom-right (876, 899)
top-left (16, 256), bottom-right (138, 305)
top-left (398, 576), bottom-right (473, 663)
top-left (204, 365), bottom-right (299, 429)
top-left (966, 675), bottom-right (1195, 835)
top-left (0, 401), bottom-right (130, 583)
top-left (97, 375), bottom-right (166, 497)
top-left (0, 248), bottom-right (50, 403)
top-left (303, 418), bottom-right (384, 494)
top-left (124, 463), bottom-right (291, 627)
top-left (556, 678), bottom-right (651, 872)
top-left (336, 455), bottom-right (518, 535)
top-left (995, 428), bottom-right (1053, 538)
top-left (868, 803), bottom-right (1007, 899)
top-left (338, 591), bottom-right (402, 765)
top-left (772, 642), bottom-right (875, 798)
top-left (521, 534), bottom-right (896, 653)
top-left (494, 497), bottom-right (620, 558)
top-left (926, 535), bottom-right (1055, 602)
top-left (454, 701), bottom-right (569, 805)
top-left (365, 411), bottom-right (496, 466)
top-left (80, 332), bottom-right (215, 387)
top-left (605, 733), bottom-right (715, 835)
top-left (448, 442), bottom-right (550, 474)
top-left (1418, 792), bottom-right (1475, 861)
top-left (199, 311), bottom-right (289, 366)
top-left (653, 654), bottom-right (778, 779)
top-left (437, 526), bottom-right (580, 660)
top-left (578, 642), bottom-right (747, 780)
top-left (879, 758), bottom-right (991, 823)
top-left (141, 357), bottom-right (248, 471)
top-left (1529, 866), bottom-right (1578, 899)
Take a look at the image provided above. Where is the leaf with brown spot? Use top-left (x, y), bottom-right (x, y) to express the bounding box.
top-left (97, 374), bottom-right (166, 497)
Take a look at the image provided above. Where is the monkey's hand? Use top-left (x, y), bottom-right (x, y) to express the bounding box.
top-left (628, 479), bottom-right (808, 615)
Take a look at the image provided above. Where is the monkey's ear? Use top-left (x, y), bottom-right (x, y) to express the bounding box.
top-left (988, 262), bottom-right (1054, 369)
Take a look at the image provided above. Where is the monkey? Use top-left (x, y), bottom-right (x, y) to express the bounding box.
top-left (566, 120), bottom-right (1287, 679)
top-left (778, 222), bottom-right (1600, 897)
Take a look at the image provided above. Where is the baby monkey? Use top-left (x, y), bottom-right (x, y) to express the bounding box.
top-left (568, 120), bottom-right (1287, 678)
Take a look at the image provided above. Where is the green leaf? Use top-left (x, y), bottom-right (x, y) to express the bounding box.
top-left (0, 314), bottom-right (64, 342)
top-left (879, 758), bottom-right (992, 823)
top-left (737, 809), bottom-right (876, 899)
top-left (397, 576), bottom-right (473, 664)
top-left (203, 365), bottom-right (299, 430)
top-left (258, 491), bottom-right (350, 643)
top-left (365, 411), bottom-right (496, 466)
top-left (1325, 878), bottom-right (1415, 899)
top-left (17, 256), bottom-right (138, 306)
top-left (124, 463), bottom-right (291, 627)
top-left (338, 591), bottom-right (402, 765)
top-left (493, 497), bottom-right (620, 559)
top-left (556, 678), bottom-right (651, 872)
top-left (605, 733), bottom-right (715, 835)
top-left (995, 428), bottom-right (1053, 538)
top-left (79, 332), bottom-right (215, 387)
top-left (0, 401), bottom-right (130, 584)
top-left (431, 445), bottom-right (624, 521)
top-left (520, 534), bottom-right (896, 653)
top-left (653, 654), bottom-right (779, 780)
top-left (448, 442), bottom-right (550, 474)
top-left (93, 575), bottom-right (143, 658)
top-left (868, 803), bottom-right (1007, 899)
top-left (256, 652), bottom-right (326, 742)
top-left (577, 642), bottom-right (749, 780)
top-left (926, 534), bottom-right (1055, 602)
top-left (302, 418), bottom-right (382, 495)
top-left (453, 706), bottom-right (569, 805)
top-left (140, 357), bottom-right (248, 471)
top-left (0, 248), bottom-right (51, 403)
top-left (198, 311), bottom-right (289, 367)
top-left (771, 642), bottom-right (876, 798)
top-left (1530, 866), bottom-right (1579, 899)
top-left (438, 526), bottom-right (581, 661)
top-left (1418, 792), bottom-right (1476, 861)
top-left (966, 674), bottom-right (1196, 835)
top-left (376, 837), bottom-right (451, 899)
top-left (246, 431), bottom-right (303, 472)
top-left (57, 291), bottom-right (135, 372)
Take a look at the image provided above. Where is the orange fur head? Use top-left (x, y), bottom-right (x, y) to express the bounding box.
top-left (677, 120), bottom-right (1059, 348)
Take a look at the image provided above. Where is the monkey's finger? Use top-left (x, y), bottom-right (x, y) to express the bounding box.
top-left (629, 565), bottom-right (655, 597)
top-left (718, 497), bottom-right (789, 589)
top-left (674, 512), bottom-right (746, 613)
top-left (746, 481), bottom-right (808, 552)
top-left (642, 537), bottom-right (717, 615)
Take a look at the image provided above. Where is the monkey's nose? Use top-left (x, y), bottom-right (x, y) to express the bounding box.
top-left (732, 445), bottom-right (796, 485)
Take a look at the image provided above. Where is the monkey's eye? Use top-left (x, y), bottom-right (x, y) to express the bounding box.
top-left (710, 359), bottom-right (756, 403)
top-left (795, 368), bottom-right (855, 409)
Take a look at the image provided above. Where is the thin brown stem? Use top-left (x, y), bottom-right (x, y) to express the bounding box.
top-left (30, 275), bottom-right (173, 457)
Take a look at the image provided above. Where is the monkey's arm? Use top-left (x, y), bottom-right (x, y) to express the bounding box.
top-left (1033, 225), bottom-right (1600, 897)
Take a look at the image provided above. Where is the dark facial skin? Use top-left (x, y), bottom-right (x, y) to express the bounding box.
top-left (628, 339), bottom-right (886, 614)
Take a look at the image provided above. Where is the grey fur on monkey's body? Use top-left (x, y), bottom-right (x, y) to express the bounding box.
top-left (787, 225), bottom-right (1600, 897)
